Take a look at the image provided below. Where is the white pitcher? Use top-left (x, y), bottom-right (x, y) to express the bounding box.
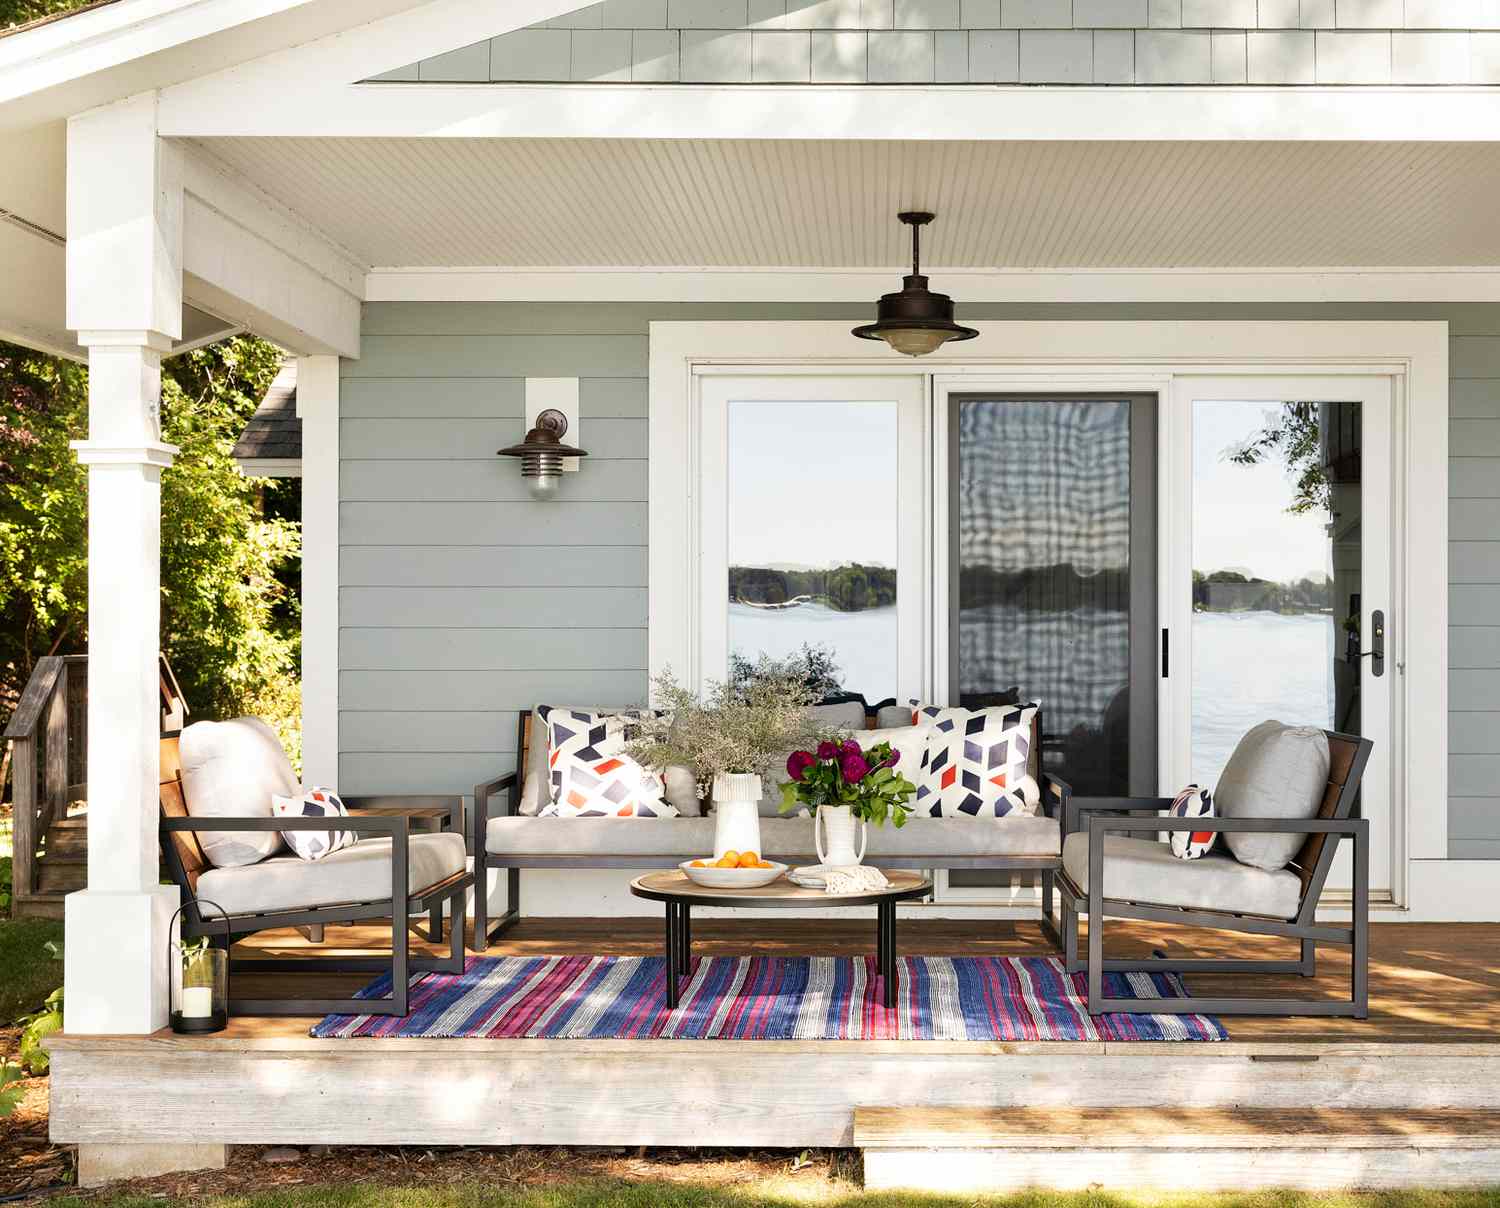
top-left (815, 803), bottom-right (867, 868)
top-left (711, 772), bottom-right (763, 859)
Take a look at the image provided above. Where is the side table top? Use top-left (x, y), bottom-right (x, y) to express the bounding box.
top-left (630, 869), bottom-right (931, 909)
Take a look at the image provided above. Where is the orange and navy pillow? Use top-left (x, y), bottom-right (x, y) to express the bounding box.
top-left (1168, 785), bottom-right (1216, 860)
top-left (271, 787), bottom-right (357, 861)
top-left (541, 751), bottom-right (678, 819)
top-left (911, 703), bottom-right (1040, 818)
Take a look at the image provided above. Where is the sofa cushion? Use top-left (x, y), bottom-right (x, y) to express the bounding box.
top-left (179, 718), bottom-right (296, 868)
top-left (914, 704), bottom-right (1040, 818)
top-left (1062, 832), bottom-right (1301, 920)
top-left (1215, 721), bottom-right (1330, 872)
top-left (196, 831), bottom-right (466, 916)
top-left (874, 704), bottom-right (913, 729)
top-left (486, 813), bottom-right (1059, 859)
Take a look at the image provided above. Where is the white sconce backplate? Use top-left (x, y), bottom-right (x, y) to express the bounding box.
top-left (524, 377), bottom-right (581, 472)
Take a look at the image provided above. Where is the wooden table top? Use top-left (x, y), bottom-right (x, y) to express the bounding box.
top-left (630, 869), bottom-right (932, 909)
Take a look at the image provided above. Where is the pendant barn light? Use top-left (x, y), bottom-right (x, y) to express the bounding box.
top-left (852, 211), bottom-right (978, 357)
top-left (498, 408), bottom-right (588, 500)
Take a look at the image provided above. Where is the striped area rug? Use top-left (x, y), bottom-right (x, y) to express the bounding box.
top-left (312, 955), bottom-right (1226, 1042)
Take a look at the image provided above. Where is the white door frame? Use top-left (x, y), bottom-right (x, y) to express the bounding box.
top-left (648, 320), bottom-right (1448, 912)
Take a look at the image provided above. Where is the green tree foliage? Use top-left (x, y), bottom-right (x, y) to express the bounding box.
top-left (0, 0), bottom-right (80, 31)
top-left (0, 338), bottom-right (303, 761)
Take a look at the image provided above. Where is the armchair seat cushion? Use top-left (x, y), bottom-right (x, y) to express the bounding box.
top-left (1062, 832), bottom-right (1301, 920)
top-left (197, 831), bottom-right (466, 916)
top-left (485, 814), bottom-right (1060, 859)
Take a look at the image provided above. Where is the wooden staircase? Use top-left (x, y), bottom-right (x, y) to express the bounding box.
top-left (5, 653), bottom-right (186, 918)
top-left (856, 1107), bottom-right (1500, 1193)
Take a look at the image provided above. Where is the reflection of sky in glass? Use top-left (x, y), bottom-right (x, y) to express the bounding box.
top-left (727, 400), bottom-right (897, 570)
top-left (1192, 402), bottom-right (1332, 583)
top-left (726, 399), bottom-right (899, 698)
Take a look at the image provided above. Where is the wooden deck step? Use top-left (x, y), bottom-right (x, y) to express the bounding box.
top-left (855, 1107), bottom-right (1500, 1193)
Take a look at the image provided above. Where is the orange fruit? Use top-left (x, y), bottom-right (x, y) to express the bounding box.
top-left (738, 851), bottom-right (759, 868)
top-left (721, 850), bottom-right (740, 864)
top-left (689, 860), bottom-right (706, 868)
top-left (754, 860), bottom-right (773, 869)
top-left (715, 856), bottom-right (738, 869)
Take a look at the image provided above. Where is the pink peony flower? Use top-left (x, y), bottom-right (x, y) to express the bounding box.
top-left (787, 750), bottom-right (816, 781)
top-left (840, 753), bottom-right (871, 783)
top-left (817, 740), bottom-right (839, 760)
top-left (841, 738), bottom-right (862, 756)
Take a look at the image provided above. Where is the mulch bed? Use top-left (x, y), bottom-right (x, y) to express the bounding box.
top-left (0, 1036), bottom-right (856, 1204)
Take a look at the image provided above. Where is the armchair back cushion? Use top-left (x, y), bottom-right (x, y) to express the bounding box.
top-left (1214, 720), bottom-right (1331, 872)
top-left (179, 718), bottom-right (297, 868)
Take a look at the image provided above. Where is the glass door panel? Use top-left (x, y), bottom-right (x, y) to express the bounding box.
top-left (1171, 376), bottom-right (1393, 898)
top-left (947, 394), bottom-right (1158, 797)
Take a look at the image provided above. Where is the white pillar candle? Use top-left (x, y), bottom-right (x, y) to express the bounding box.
top-left (180, 986), bottom-right (214, 1019)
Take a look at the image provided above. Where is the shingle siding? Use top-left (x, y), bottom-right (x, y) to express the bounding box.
top-left (340, 301), bottom-right (1500, 860)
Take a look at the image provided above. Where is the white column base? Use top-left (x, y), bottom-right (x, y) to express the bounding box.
top-left (63, 886), bottom-right (179, 1035)
top-left (78, 1143), bottom-right (229, 1188)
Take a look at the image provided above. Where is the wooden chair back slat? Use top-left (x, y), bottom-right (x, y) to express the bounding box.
top-left (158, 734), bottom-right (208, 894)
top-left (1289, 731), bottom-right (1371, 901)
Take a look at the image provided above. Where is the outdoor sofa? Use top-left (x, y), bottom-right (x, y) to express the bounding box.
top-left (472, 702), bottom-right (1070, 949)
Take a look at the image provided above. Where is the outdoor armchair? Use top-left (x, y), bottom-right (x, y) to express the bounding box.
top-left (1055, 730), bottom-right (1372, 1018)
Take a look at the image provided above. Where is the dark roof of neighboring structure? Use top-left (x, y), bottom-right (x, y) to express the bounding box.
top-left (232, 363), bottom-right (301, 463)
top-left (1, 0), bottom-right (121, 40)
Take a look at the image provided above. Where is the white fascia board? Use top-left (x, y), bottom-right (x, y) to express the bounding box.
top-left (0, 0), bottom-right (425, 131)
top-left (157, 0), bottom-right (598, 119)
top-left (366, 265), bottom-right (1500, 304)
top-left (160, 82), bottom-right (1500, 141)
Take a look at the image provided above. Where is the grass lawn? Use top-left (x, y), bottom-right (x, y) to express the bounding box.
top-left (33, 1180), bottom-right (1500, 1208)
top-left (0, 915), bottom-right (64, 1022)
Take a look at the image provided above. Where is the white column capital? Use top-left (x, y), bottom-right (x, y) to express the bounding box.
top-left (71, 441), bottom-right (178, 468)
top-left (75, 330), bottom-right (176, 353)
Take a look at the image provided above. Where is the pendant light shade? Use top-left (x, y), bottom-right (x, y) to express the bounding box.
top-left (498, 408), bottom-right (588, 500)
top-left (852, 212), bottom-right (978, 357)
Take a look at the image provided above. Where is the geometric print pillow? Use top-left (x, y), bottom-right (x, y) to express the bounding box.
top-left (912, 704), bottom-right (1040, 818)
top-left (270, 787), bottom-right (358, 861)
top-left (536, 706), bottom-right (657, 805)
top-left (1168, 784), bottom-right (1217, 860)
top-left (541, 750), bottom-right (678, 819)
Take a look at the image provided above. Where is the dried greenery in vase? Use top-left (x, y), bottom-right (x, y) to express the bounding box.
top-left (626, 658), bottom-right (831, 802)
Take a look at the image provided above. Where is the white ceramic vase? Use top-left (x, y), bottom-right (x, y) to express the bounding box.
top-left (711, 773), bottom-right (763, 859)
top-left (815, 803), bottom-right (867, 868)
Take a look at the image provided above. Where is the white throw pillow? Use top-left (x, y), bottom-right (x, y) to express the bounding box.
top-left (534, 705), bottom-right (701, 816)
top-left (178, 718), bottom-right (296, 867)
top-left (1167, 784), bottom-right (1217, 860)
top-left (271, 787), bottom-right (358, 861)
top-left (542, 749), bottom-right (679, 818)
top-left (1215, 720), bottom-right (1331, 872)
top-left (912, 704), bottom-right (1040, 818)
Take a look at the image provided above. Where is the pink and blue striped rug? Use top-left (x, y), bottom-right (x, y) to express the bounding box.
top-left (312, 955), bottom-right (1225, 1042)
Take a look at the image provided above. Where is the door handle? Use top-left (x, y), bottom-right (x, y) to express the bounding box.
top-left (1357, 609), bottom-right (1385, 678)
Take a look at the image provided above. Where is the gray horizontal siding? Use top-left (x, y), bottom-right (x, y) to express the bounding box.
top-left (340, 301), bottom-right (1500, 853)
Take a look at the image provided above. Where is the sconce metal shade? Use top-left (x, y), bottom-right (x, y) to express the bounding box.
top-left (498, 407), bottom-right (588, 500)
top-left (852, 212), bottom-right (978, 357)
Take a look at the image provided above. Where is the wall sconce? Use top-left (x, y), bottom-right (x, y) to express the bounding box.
top-left (498, 408), bottom-right (588, 500)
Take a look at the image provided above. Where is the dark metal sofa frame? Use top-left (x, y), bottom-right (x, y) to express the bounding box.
top-left (158, 734), bottom-right (473, 1017)
top-left (472, 708), bottom-right (1071, 951)
top-left (1054, 729), bottom-right (1373, 1018)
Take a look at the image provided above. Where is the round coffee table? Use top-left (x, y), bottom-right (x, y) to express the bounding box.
top-left (629, 869), bottom-right (932, 1009)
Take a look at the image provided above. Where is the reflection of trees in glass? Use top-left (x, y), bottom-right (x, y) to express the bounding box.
top-left (729, 643), bottom-right (843, 699)
top-left (728, 564), bottom-right (896, 612)
top-left (1192, 568), bottom-right (1332, 614)
top-left (1226, 401), bottom-right (1330, 515)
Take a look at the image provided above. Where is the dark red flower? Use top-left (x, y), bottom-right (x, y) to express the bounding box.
top-left (787, 750), bottom-right (816, 781)
top-left (817, 740), bottom-right (839, 760)
top-left (841, 738), bottom-right (862, 756)
top-left (840, 753), bottom-right (871, 783)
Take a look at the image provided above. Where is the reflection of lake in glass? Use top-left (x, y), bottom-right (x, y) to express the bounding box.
top-left (729, 601), bottom-right (897, 701)
top-left (1192, 610), bottom-right (1335, 786)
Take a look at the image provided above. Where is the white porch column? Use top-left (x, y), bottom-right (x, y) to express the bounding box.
top-left (62, 95), bottom-right (183, 1035)
top-left (297, 355), bottom-right (340, 786)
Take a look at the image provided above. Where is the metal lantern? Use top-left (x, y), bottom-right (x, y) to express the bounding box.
top-left (852, 211), bottom-right (978, 357)
top-left (169, 901), bottom-right (229, 1034)
top-left (497, 408), bottom-right (589, 500)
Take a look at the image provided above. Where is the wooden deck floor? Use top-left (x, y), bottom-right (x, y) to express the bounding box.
top-left (226, 916), bottom-right (1500, 1045)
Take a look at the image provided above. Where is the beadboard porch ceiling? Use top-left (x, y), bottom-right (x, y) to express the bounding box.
top-left (194, 135), bottom-right (1500, 269)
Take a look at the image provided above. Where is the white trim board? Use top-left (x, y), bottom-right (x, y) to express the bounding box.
top-left (297, 355), bottom-right (338, 786)
top-left (367, 267), bottom-right (1500, 305)
top-left (161, 84), bottom-right (1500, 141)
top-left (648, 320), bottom-right (1449, 911)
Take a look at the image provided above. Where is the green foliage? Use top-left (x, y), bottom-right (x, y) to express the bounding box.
top-left (17, 983), bottom-right (63, 1075)
top-left (730, 642), bottom-right (844, 701)
top-left (779, 739), bottom-right (916, 829)
top-left (0, 855), bottom-right (12, 915)
top-left (1227, 401), bottom-right (1331, 517)
top-left (728, 563), bottom-right (897, 613)
top-left (0, 337), bottom-right (302, 762)
top-left (0, 0), bottom-right (79, 31)
top-left (0, 917), bottom-right (64, 1022)
top-left (0, 1061), bottom-right (23, 1118)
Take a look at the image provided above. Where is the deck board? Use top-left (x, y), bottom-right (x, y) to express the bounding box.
top-left (218, 918), bottom-right (1500, 1045)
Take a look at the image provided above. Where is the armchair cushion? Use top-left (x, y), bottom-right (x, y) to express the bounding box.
top-left (179, 718), bottom-right (296, 868)
top-left (1062, 831), bottom-right (1301, 920)
top-left (1215, 721), bottom-right (1331, 872)
top-left (196, 831), bottom-right (466, 916)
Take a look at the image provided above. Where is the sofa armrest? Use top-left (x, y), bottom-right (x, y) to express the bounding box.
top-left (472, 770), bottom-right (519, 853)
top-left (1040, 773), bottom-right (1072, 821)
top-left (1063, 795), bottom-right (1174, 838)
